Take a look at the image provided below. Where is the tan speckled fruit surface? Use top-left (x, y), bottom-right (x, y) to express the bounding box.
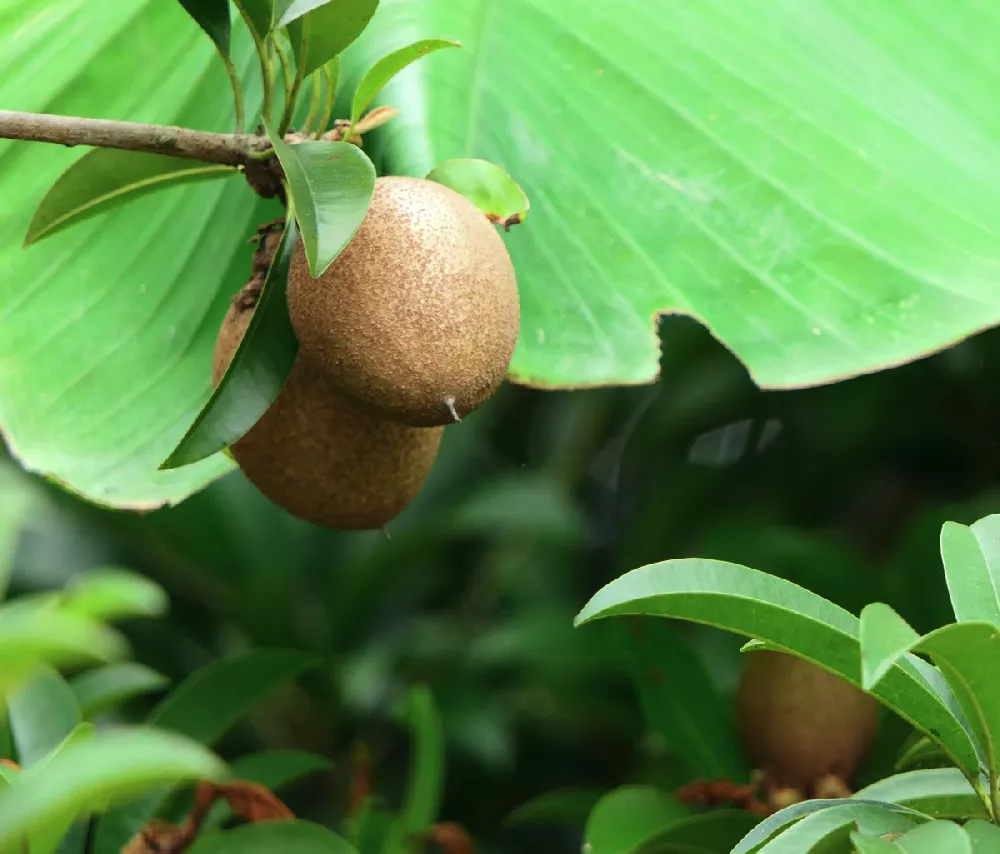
top-left (287, 176), bottom-right (520, 427)
top-left (213, 298), bottom-right (443, 530)
top-left (736, 650), bottom-right (879, 789)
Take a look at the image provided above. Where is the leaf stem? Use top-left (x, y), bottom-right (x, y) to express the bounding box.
top-left (222, 56), bottom-right (246, 132)
top-left (317, 64), bottom-right (337, 138)
top-left (302, 74), bottom-right (324, 137)
top-left (0, 110), bottom-right (267, 167)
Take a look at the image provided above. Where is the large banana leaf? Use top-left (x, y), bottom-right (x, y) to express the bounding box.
top-left (3, 0), bottom-right (999, 506)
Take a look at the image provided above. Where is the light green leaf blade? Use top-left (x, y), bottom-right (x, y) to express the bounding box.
top-left (0, 465), bottom-right (37, 602)
top-left (756, 803), bottom-right (918, 854)
top-left (0, 0), bottom-right (279, 508)
top-left (28, 722), bottom-right (95, 854)
top-left (940, 522), bottom-right (1000, 627)
top-left (965, 820), bottom-right (1000, 853)
top-left (851, 833), bottom-right (903, 854)
top-left (854, 769), bottom-right (987, 821)
top-left (584, 786), bottom-right (692, 854)
top-left (350, 38), bottom-right (460, 126)
top-left (0, 728), bottom-right (225, 852)
top-left (161, 217), bottom-right (300, 468)
top-left (62, 567), bottom-right (168, 622)
top-left (860, 603), bottom-right (921, 691)
top-left (426, 158), bottom-right (529, 227)
top-left (396, 684), bottom-right (445, 836)
top-left (895, 820), bottom-right (972, 854)
top-left (187, 820), bottom-right (358, 853)
top-left (265, 128), bottom-right (376, 277)
top-left (24, 150), bottom-right (234, 247)
top-left (575, 559), bottom-right (982, 781)
top-left (70, 662), bottom-right (169, 720)
top-left (279, 0), bottom-right (380, 80)
top-left (914, 623), bottom-right (1000, 790)
top-left (7, 666), bottom-right (80, 768)
top-left (342, 1), bottom-right (1000, 391)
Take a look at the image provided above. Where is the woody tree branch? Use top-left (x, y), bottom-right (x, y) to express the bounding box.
top-left (0, 110), bottom-right (271, 167)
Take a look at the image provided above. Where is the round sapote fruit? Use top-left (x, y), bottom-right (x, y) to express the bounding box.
top-left (287, 176), bottom-right (520, 427)
top-left (213, 292), bottom-right (443, 530)
top-left (736, 650), bottom-right (879, 790)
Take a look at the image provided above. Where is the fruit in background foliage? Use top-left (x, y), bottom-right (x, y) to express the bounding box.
top-left (212, 293), bottom-right (443, 531)
top-left (736, 650), bottom-right (879, 790)
top-left (287, 175), bottom-right (520, 427)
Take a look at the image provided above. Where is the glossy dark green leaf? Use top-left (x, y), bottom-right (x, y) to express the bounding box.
top-left (350, 801), bottom-right (395, 852)
top-left (860, 603), bottom-right (921, 691)
top-left (584, 786), bottom-right (692, 854)
top-left (616, 618), bottom-right (748, 780)
top-left (160, 217), bottom-right (299, 469)
top-left (265, 126), bottom-right (376, 277)
top-left (70, 663), bottom-right (169, 720)
top-left (279, 0), bottom-right (380, 80)
top-left (176, 0), bottom-right (231, 53)
top-left (505, 788), bottom-right (604, 828)
top-left (188, 820), bottom-right (358, 853)
top-left (635, 810), bottom-right (760, 854)
top-left (8, 666), bottom-right (80, 768)
top-left (855, 770), bottom-right (986, 821)
top-left (940, 521), bottom-right (1000, 628)
top-left (232, 0), bottom-right (275, 39)
top-left (24, 150), bottom-right (233, 247)
top-left (426, 158), bottom-right (530, 226)
top-left (895, 820), bottom-right (971, 854)
top-left (93, 649), bottom-right (316, 853)
top-left (350, 38), bottom-right (460, 126)
top-left (0, 728), bottom-right (225, 852)
top-left (62, 567), bottom-right (168, 622)
top-left (230, 749), bottom-right (332, 788)
top-left (965, 820), bottom-right (1000, 853)
top-left (575, 559), bottom-right (981, 782)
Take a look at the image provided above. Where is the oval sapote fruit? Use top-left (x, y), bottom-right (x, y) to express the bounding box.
top-left (736, 650), bottom-right (879, 790)
top-left (287, 175), bottom-right (520, 427)
top-left (213, 293), bottom-right (443, 531)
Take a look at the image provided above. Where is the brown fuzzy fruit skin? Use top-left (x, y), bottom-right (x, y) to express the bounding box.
top-left (287, 176), bottom-right (520, 427)
top-left (736, 651), bottom-right (879, 790)
top-left (213, 298), bottom-right (443, 531)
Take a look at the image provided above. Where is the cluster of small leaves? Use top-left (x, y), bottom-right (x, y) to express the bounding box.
top-left (501, 513), bottom-right (1000, 852)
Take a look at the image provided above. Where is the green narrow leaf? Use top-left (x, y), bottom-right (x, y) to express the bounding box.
top-left (755, 803), bottom-right (919, 853)
top-left (575, 559), bottom-right (982, 782)
top-left (278, 0), bottom-right (380, 79)
top-left (635, 810), bottom-right (760, 854)
top-left (264, 125), bottom-right (376, 277)
top-left (62, 568), bottom-right (168, 622)
top-left (616, 619), bottom-right (748, 780)
top-left (584, 786), bottom-right (692, 854)
top-left (0, 728), bottom-right (225, 852)
top-left (851, 831), bottom-right (903, 854)
top-left (70, 663), bottom-right (169, 720)
top-left (350, 802), bottom-right (395, 852)
top-left (860, 604), bottom-right (922, 691)
top-left (187, 820), bottom-right (358, 853)
top-left (941, 521), bottom-right (1000, 627)
top-left (160, 217), bottom-right (300, 469)
top-left (396, 684), bottom-right (445, 837)
top-left (8, 667), bottom-right (80, 769)
top-left (855, 769), bottom-right (986, 821)
top-left (0, 467), bottom-right (35, 602)
top-left (914, 623), bottom-right (1000, 794)
top-left (895, 820), bottom-right (972, 854)
top-left (350, 39), bottom-right (460, 126)
top-left (504, 788), bottom-right (604, 828)
top-left (426, 159), bottom-right (530, 226)
top-left (232, 0), bottom-right (275, 39)
top-left (894, 737), bottom-right (953, 773)
top-left (93, 649), bottom-right (316, 853)
top-left (23, 150), bottom-right (233, 247)
top-left (28, 723), bottom-right (96, 854)
top-left (175, 0), bottom-right (231, 54)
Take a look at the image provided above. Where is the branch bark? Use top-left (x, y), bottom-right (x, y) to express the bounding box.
top-left (0, 110), bottom-right (269, 167)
